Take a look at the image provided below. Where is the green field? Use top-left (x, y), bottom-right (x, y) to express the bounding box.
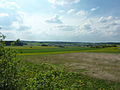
top-left (6, 46), bottom-right (120, 55)
top-left (2, 46), bottom-right (120, 89)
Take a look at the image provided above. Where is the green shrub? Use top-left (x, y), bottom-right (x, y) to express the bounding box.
top-left (0, 33), bottom-right (21, 89)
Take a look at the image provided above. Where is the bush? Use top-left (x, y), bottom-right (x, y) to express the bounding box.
top-left (0, 33), bottom-right (21, 89)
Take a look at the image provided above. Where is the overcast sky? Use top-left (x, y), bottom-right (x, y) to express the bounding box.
top-left (0, 0), bottom-right (120, 42)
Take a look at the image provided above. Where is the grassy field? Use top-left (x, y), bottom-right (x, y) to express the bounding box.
top-left (13, 46), bottom-right (120, 81)
top-left (21, 53), bottom-right (120, 81)
top-left (6, 46), bottom-right (120, 55)
top-left (5, 46), bottom-right (120, 89)
top-left (14, 60), bottom-right (120, 89)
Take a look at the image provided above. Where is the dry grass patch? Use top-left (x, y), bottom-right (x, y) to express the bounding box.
top-left (22, 53), bottom-right (120, 82)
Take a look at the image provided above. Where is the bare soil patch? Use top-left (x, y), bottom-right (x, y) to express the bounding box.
top-left (23, 53), bottom-right (120, 82)
top-left (48, 53), bottom-right (120, 81)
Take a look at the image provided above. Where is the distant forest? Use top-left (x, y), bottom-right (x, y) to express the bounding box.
top-left (4, 40), bottom-right (120, 48)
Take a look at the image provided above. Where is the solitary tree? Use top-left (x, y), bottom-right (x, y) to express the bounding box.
top-left (14, 39), bottom-right (24, 46)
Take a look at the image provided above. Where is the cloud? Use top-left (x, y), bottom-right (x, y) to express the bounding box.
top-left (59, 10), bottom-right (65, 13)
top-left (0, 0), bottom-right (30, 31)
top-left (66, 9), bottom-right (88, 17)
top-left (46, 15), bottom-right (63, 24)
top-left (11, 21), bottom-right (31, 31)
top-left (2, 15), bottom-right (120, 42)
top-left (81, 24), bottom-right (92, 31)
top-left (0, 13), bottom-right (9, 17)
top-left (89, 16), bottom-right (120, 38)
top-left (55, 25), bottom-right (78, 31)
top-left (52, 16), bottom-right (120, 41)
top-left (98, 16), bottom-right (117, 23)
top-left (0, 1), bottom-right (119, 42)
top-left (0, 0), bottom-right (20, 9)
top-left (48, 0), bottom-right (80, 5)
top-left (76, 10), bottom-right (88, 16)
top-left (67, 9), bottom-right (76, 14)
top-left (91, 7), bottom-right (99, 11)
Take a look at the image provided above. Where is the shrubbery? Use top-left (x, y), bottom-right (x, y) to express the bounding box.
top-left (0, 34), bottom-right (20, 89)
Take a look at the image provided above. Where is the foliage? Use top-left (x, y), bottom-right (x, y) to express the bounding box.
top-left (0, 33), bottom-right (20, 89)
top-left (15, 39), bottom-right (22, 46)
top-left (4, 39), bottom-right (24, 46)
top-left (11, 61), bottom-right (120, 90)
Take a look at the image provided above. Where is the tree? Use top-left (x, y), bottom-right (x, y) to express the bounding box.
top-left (11, 41), bottom-right (15, 46)
top-left (16, 39), bottom-right (20, 43)
top-left (15, 39), bottom-right (24, 46)
top-left (0, 33), bottom-right (20, 89)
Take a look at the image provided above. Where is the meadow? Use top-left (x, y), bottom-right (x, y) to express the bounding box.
top-left (6, 46), bottom-right (120, 55)
top-left (3, 46), bottom-right (120, 89)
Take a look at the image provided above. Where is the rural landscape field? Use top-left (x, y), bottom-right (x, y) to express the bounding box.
top-left (0, 0), bottom-right (120, 90)
top-left (1, 40), bottom-right (120, 89)
top-left (16, 45), bottom-right (120, 82)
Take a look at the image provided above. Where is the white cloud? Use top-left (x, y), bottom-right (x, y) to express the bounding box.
top-left (0, 0), bottom-right (20, 9)
top-left (0, 0), bottom-right (119, 42)
top-left (91, 7), bottom-right (99, 11)
top-left (48, 0), bottom-right (80, 5)
top-left (0, 13), bottom-right (9, 17)
top-left (91, 16), bottom-right (120, 38)
top-left (0, 0), bottom-right (30, 31)
top-left (55, 25), bottom-right (79, 31)
top-left (46, 15), bottom-right (63, 24)
top-left (59, 10), bottom-right (65, 13)
top-left (76, 10), bottom-right (88, 16)
top-left (98, 16), bottom-right (116, 23)
top-left (2, 15), bottom-right (120, 41)
top-left (11, 21), bottom-right (31, 31)
top-left (81, 24), bottom-right (92, 31)
top-left (50, 16), bottom-right (120, 41)
top-left (67, 9), bottom-right (76, 14)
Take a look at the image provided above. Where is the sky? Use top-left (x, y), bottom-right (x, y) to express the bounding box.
top-left (0, 0), bottom-right (120, 42)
